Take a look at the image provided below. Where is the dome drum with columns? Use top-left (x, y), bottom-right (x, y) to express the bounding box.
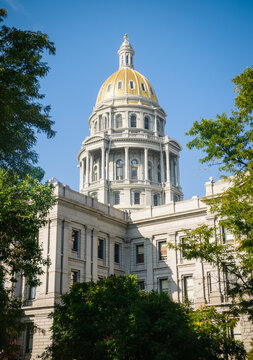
top-left (77, 35), bottom-right (183, 209)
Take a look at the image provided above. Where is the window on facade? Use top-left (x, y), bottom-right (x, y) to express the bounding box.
top-left (117, 81), bottom-right (122, 90)
top-left (116, 114), bottom-right (122, 128)
top-left (144, 116), bottom-right (150, 130)
top-left (71, 270), bottom-right (80, 286)
top-left (180, 237), bottom-right (185, 258)
top-left (170, 157), bottom-right (177, 186)
top-left (98, 238), bottom-right (104, 259)
top-left (130, 114), bottom-right (137, 127)
top-left (141, 83), bottom-right (146, 91)
top-left (129, 80), bottom-right (134, 89)
top-left (138, 280), bottom-right (145, 290)
top-left (116, 159), bottom-right (124, 180)
top-left (154, 194), bottom-right (159, 206)
top-left (157, 163), bottom-right (161, 183)
top-left (25, 324), bottom-right (33, 353)
top-left (131, 159), bottom-right (138, 179)
top-left (126, 55), bottom-right (129, 64)
top-left (101, 116), bottom-right (107, 130)
top-left (114, 192), bottom-right (120, 205)
top-left (183, 275), bottom-right (194, 302)
top-left (148, 161), bottom-right (152, 181)
top-left (159, 278), bottom-right (169, 293)
top-left (136, 244), bottom-right (144, 263)
top-left (72, 229), bottom-right (79, 252)
top-left (114, 243), bottom-right (120, 263)
top-left (158, 241), bottom-right (167, 260)
top-left (107, 83), bottom-right (111, 92)
top-left (130, 55), bottom-right (133, 65)
top-left (157, 119), bottom-right (161, 132)
top-left (222, 226), bottom-right (234, 243)
top-left (134, 192), bottom-right (140, 205)
top-left (28, 284), bottom-right (36, 300)
top-left (93, 165), bottom-right (98, 182)
top-left (150, 87), bottom-right (154, 95)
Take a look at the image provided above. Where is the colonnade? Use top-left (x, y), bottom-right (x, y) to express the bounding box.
top-left (80, 144), bottom-right (180, 188)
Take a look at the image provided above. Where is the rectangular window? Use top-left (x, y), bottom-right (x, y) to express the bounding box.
top-left (114, 243), bottom-right (120, 263)
top-left (117, 81), bottom-right (122, 90)
top-left (159, 278), bottom-right (169, 293)
top-left (183, 275), bottom-right (194, 302)
top-left (136, 244), bottom-right (144, 264)
top-left (72, 229), bottom-right (79, 252)
top-left (158, 241), bottom-right (167, 260)
top-left (154, 194), bottom-right (158, 206)
top-left (130, 80), bottom-right (134, 89)
top-left (138, 281), bottom-right (145, 290)
top-left (71, 270), bottom-right (80, 286)
top-left (141, 83), bottom-right (146, 91)
top-left (134, 192), bottom-right (140, 204)
top-left (180, 237), bottom-right (186, 258)
top-left (25, 324), bottom-right (33, 353)
top-left (222, 226), bottom-right (234, 243)
top-left (207, 272), bottom-right (212, 294)
top-left (114, 192), bottom-right (120, 205)
top-left (98, 238), bottom-right (104, 259)
top-left (28, 285), bottom-right (36, 300)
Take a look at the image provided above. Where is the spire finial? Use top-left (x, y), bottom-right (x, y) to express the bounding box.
top-left (118, 34), bottom-right (135, 69)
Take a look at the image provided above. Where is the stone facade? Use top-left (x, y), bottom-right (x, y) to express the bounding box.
top-left (18, 36), bottom-right (252, 358)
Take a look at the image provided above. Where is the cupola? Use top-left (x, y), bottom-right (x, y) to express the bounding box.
top-left (117, 34), bottom-right (135, 69)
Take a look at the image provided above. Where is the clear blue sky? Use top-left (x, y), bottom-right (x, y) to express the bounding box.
top-left (2, 0), bottom-right (253, 199)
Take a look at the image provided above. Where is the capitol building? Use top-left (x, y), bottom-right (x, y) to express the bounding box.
top-left (19, 35), bottom-right (251, 358)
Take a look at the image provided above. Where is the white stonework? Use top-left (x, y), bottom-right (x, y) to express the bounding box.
top-left (18, 36), bottom-right (251, 358)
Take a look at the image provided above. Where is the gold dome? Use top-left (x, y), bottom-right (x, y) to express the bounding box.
top-left (96, 68), bottom-right (158, 105)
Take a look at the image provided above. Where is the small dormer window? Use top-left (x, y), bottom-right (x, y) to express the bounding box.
top-left (150, 87), bottom-right (154, 95)
top-left (117, 81), bottom-right (123, 90)
top-left (129, 81), bottom-right (134, 89)
top-left (141, 83), bottom-right (146, 92)
top-left (107, 83), bottom-right (111, 92)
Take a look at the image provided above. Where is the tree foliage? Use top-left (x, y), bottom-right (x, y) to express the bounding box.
top-left (171, 66), bottom-right (253, 323)
top-left (43, 275), bottom-right (245, 360)
top-left (0, 8), bottom-right (56, 179)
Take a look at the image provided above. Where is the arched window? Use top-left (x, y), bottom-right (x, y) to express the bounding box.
top-left (116, 159), bottom-right (124, 180)
top-left (144, 116), bottom-right (149, 130)
top-left (148, 161), bottom-right (152, 181)
top-left (157, 119), bottom-right (161, 132)
top-left (130, 114), bottom-right (136, 127)
top-left (157, 162), bottom-right (161, 183)
top-left (170, 157), bottom-right (177, 186)
top-left (131, 159), bottom-right (138, 179)
top-left (116, 114), bottom-right (122, 128)
top-left (154, 194), bottom-right (159, 206)
top-left (93, 165), bottom-right (98, 182)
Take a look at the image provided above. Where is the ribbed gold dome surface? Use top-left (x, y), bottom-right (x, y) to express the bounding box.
top-left (96, 68), bottom-right (158, 105)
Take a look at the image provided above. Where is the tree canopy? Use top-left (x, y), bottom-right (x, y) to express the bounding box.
top-left (43, 275), bottom-right (245, 360)
top-left (0, 8), bottom-right (56, 179)
top-left (171, 66), bottom-right (253, 323)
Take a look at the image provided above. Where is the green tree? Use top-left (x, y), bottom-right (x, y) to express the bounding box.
top-left (0, 8), bottom-right (56, 179)
top-left (0, 9), bottom-right (56, 357)
top-left (43, 275), bottom-right (245, 360)
top-left (169, 66), bottom-right (253, 318)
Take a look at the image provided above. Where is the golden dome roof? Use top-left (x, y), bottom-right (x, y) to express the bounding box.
top-left (96, 68), bottom-right (158, 105)
top-left (95, 35), bottom-right (158, 106)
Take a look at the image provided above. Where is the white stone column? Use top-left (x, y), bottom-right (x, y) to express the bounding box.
top-left (101, 146), bottom-right (105, 180)
top-left (154, 113), bottom-right (158, 135)
top-left (106, 149), bottom-right (109, 180)
top-left (165, 145), bottom-right (170, 184)
top-left (160, 150), bottom-right (164, 182)
top-left (79, 160), bottom-right (83, 190)
top-left (125, 147), bottom-right (129, 180)
top-left (89, 153), bottom-right (93, 183)
top-left (85, 151), bottom-right (89, 185)
top-left (144, 148), bottom-right (148, 181)
top-left (176, 156), bottom-right (180, 187)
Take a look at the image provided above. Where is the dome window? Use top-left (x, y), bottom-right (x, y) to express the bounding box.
top-left (117, 81), bottom-right (123, 90)
top-left (144, 116), bottom-right (150, 130)
top-left (129, 80), bottom-right (135, 89)
top-left (141, 83), bottom-right (146, 92)
top-left (116, 159), bottom-right (124, 180)
top-left (107, 83), bottom-right (112, 92)
top-left (150, 87), bottom-right (154, 95)
top-left (131, 159), bottom-right (138, 179)
top-left (115, 114), bottom-right (122, 128)
top-left (130, 114), bottom-right (137, 128)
